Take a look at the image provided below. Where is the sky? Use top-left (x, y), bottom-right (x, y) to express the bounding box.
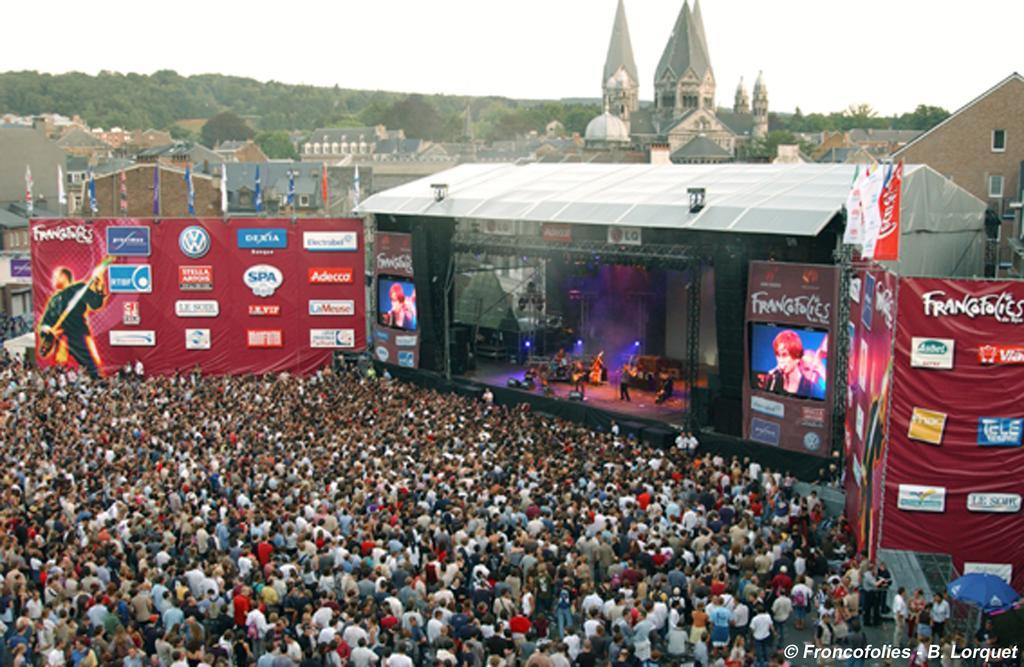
top-left (2, 0), bottom-right (1023, 116)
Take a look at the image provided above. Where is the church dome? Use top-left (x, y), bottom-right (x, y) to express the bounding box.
top-left (585, 111), bottom-right (630, 143)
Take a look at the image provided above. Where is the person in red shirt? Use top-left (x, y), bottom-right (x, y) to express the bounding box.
top-left (509, 614), bottom-right (532, 636)
top-left (770, 567), bottom-right (793, 596)
top-left (256, 540), bottom-right (273, 568)
top-left (233, 587), bottom-right (252, 627)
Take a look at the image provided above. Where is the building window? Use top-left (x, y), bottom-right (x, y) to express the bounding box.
top-left (299, 194), bottom-right (310, 207)
top-left (992, 130), bottom-right (1006, 152)
top-left (989, 175), bottom-right (1004, 198)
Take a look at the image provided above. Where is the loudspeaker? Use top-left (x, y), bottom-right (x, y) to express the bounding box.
top-left (568, 391), bottom-right (584, 401)
top-left (449, 325), bottom-right (471, 375)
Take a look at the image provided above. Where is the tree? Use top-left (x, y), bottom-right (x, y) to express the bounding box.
top-left (169, 125), bottom-right (197, 142)
top-left (200, 111), bottom-right (254, 147)
top-left (256, 131), bottom-right (298, 160)
top-left (894, 104), bottom-right (950, 130)
top-left (738, 130), bottom-right (814, 161)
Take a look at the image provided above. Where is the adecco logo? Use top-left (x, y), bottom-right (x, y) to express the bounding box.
top-left (308, 267), bottom-right (353, 284)
top-left (910, 337), bottom-right (955, 369)
top-left (244, 264), bottom-right (283, 297)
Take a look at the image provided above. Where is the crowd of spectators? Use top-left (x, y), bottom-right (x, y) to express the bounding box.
top-left (0, 352), bottom-right (988, 667)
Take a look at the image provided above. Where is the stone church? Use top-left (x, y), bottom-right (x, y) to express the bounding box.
top-left (586, 0), bottom-right (769, 162)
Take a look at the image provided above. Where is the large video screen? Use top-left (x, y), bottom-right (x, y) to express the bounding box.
top-left (749, 322), bottom-right (828, 401)
top-left (378, 276), bottom-right (417, 331)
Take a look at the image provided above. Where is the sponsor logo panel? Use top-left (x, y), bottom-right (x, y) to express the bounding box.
top-left (237, 228), bottom-right (287, 249)
top-left (978, 344), bottom-right (1024, 365)
top-left (244, 264), bottom-right (283, 297)
top-left (966, 493), bottom-right (1021, 513)
top-left (179, 226), bottom-right (211, 259)
top-left (303, 231), bottom-right (358, 252)
top-left (398, 351), bottom-right (415, 367)
top-left (749, 418), bottom-right (781, 446)
top-left (249, 304), bottom-right (281, 317)
top-left (179, 265), bottom-right (213, 291)
top-left (106, 226), bottom-right (151, 256)
top-left (395, 335), bottom-right (418, 347)
top-left (908, 408), bottom-right (947, 445)
top-left (977, 417), bottom-right (1024, 447)
top-left (310, 329), bottom-right (355, 349)
top-left (33, 224), bottom-right (94, 244)
top-left (108, 264), bottom-right (152, 293)
top-left (803, 431), bottom-right (822, 452)
top-left (308, 299), bottom-right (355, 316)
top-left (897, 484), bottom-right (946, 512)
top-left (910, 337), bottom-right (955, 369)
top-left (185, 328), bottom-right (211, 350)
top-left (109, 330), bottom-right (156, 347)
top-left (175, 300), bottom-right (219, 318)
top-left (376, 346), bottom-right (390, 362)
top-left (247, 329), bottom-right (283, 348)
top-left (308, 267), bottom-right (353, 284)
top-left (750, 396), bottom-right (785, 419)
top-left (122, 302), bottom-right (140, 325)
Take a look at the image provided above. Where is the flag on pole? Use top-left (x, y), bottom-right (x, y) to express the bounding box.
top-left (220, 167), bottom-right (228, 214)
top-left (119, 170), bottom-right (128, 214)
top-left (842, 165), bottom-right (863, 245)
top-left (185, 163), bottom-right (195, 215)
top-left (287, 169), bottom-right (296, 207)
top-left (25, 165), bottom-right (33, 216)
top-left (321, 162), bottom-right (329, 210)
top-left (874, 161), bottom-right (904, 261)
top-left (859, 163), bottom-right (888, 260)
top-left (352, 165), bottom-right (361, 210)
top-left (254, 165), bottom-right (263, 213)
top-left (88, 169), bottom-right (98, 215)
top-left (57, 166), bottom-right (66, 208)
top-left (152, 166), bottom-right (160, 216)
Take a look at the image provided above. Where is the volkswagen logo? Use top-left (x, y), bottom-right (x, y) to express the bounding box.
top-left (179, 226), bottom-right (211, 259)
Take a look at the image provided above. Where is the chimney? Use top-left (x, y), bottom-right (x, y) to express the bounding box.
top-left (650, 143), bottom-right (671, 165)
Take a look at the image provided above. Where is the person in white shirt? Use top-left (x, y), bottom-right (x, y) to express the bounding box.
top-left (771, 593), bottom-right (792, 645)
top-left (931, 592), bottom-right (951, 638)
top-left (892, 587), bottom-right (908, 648)
top-left (385, 645), bottom-right (414, 667)
top-left (750, 606), bottom-right (774, 667)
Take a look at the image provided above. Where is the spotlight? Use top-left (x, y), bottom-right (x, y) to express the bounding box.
top-left (576, 339), bottom-right (583, 346)
top-left (634, 340), bottom-right (641, 347)
top-left (524, 340), bottom-right (532, 349)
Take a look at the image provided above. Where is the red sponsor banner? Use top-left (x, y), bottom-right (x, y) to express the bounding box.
top-left (742, 261), bottom-right (839, 457)
top-left (247, 329), bottom-right (283, 348)
top-left (878, 277), bottom-right (1024, 592)
top-left (179, 265), bottom-right (213, 290)
top-left (308, 267), bottom-right (353, 284)
top-left (541, 223), bottom-right (572, 243)
top-left (248, 304), bottom-right (281, 317)
top-left (31, 218), bottom-right (365, 377)
top-left (874, 162), bottom-right (903, 261)
top-left (978, 344), bottom-right (1024, 365)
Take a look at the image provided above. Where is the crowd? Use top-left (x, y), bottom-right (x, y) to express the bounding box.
top-left (0, 352), bottom-right (998, 667)
top-left (0, 314), bottom-right (30, 343)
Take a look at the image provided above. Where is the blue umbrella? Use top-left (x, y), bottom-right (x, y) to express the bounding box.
top-left (947, 573), bottom-right (1020, 612)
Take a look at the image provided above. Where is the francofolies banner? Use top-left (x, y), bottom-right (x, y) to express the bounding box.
top-left (742, 261), bottom-right (839, 457)
top-left (31, 218), bottom-right (365, 377)
top-left (372, 232), bottom-right (419, 369)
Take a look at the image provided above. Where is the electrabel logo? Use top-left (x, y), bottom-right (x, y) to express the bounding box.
top-left (108, 264), bottom-right (152, 293)
top-left (179, 226), bottom-right (211, 259)
top-left (244, 264), bottom-right (283, 297)
top-left (237, 228), bottom-right (287, 250)
top-left (977, 417), bottom-right (1024, 447)
top-left (308, 267), bottom-right (353, 284)
top-left (303, 231), bottom-right (358, 252)
top-left (106, 226), bottom-right (151, 257)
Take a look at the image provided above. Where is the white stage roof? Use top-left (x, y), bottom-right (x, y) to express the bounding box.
top-left (357, 162), bottom-right (925, 237)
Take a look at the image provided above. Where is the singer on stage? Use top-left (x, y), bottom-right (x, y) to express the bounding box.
top-left (759, 329), bottom-right (826, 399)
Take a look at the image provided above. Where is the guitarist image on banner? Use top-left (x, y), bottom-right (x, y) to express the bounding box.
top-left (38, 264), bottom-right (110, 378)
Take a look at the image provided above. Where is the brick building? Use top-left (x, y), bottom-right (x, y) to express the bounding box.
top-left (85, 164), bottom-right (221, 218)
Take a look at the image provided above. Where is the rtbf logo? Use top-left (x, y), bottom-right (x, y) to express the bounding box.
top-left (308, 267), bottom-right (352, 284)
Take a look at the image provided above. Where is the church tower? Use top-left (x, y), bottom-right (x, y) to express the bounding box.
top-left (752, 71), bottom-right (769, 138)
top-left (602, 0), bottom-right (640, 121)
top-left (654, 0), bottom-right (715, 117)
top-left (734, 77), bottom-right (749, 114)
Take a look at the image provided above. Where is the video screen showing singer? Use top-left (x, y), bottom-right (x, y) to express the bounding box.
top-left (752, 326), bottom-right (828, 400)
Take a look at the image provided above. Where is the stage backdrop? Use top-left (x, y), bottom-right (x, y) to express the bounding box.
top-left (31, 218), bottom-right (364, 377)
top-left (881, 277), bottom-right (1024, 591)
top-left (842, 265), bottom-right (898, 555)
top-left (372, 232), bottom-right (419, 368)
top-left (743, 262), bottom-right (839, 457)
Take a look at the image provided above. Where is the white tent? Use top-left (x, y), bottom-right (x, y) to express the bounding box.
top-left (3, 332), bottom-right (33, 360)
top-left (358, 162), bottom-right (987, 277)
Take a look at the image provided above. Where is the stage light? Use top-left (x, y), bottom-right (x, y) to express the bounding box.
top-left (634, 340), bottom-right (641, 347)
top-left (576, 339), bottom-right (583, 346)
top-left (524, 340), bottom-right (532, 349)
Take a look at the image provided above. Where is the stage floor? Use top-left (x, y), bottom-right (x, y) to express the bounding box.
top-left (464, 360), bottom-right (691, 426)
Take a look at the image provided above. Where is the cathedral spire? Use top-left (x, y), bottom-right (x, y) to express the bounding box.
top-left (734, 77), bottom-right (749, 114)
top-left (603, 0), bottom-right (638, 85)
top-left (655, 0), bottom-right (716, 115)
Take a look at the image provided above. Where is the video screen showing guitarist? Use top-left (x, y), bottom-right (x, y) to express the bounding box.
top-left (38, 264), bottom-right (110, 378)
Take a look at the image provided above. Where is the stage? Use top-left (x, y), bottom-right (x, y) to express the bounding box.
top-left (464, 360), bottom-right (692, 427)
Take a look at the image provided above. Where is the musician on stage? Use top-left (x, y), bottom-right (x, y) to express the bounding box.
top-left (38, 266), bottom-right (109, 378)
top-left (655, 373), bottom-right (673, 405)
top-left (589, 351), bottom-right (605, 385)
top-left (619, 362), bottom-right (633, 402)
top-left (572, 360), bottom-right (586, 397)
